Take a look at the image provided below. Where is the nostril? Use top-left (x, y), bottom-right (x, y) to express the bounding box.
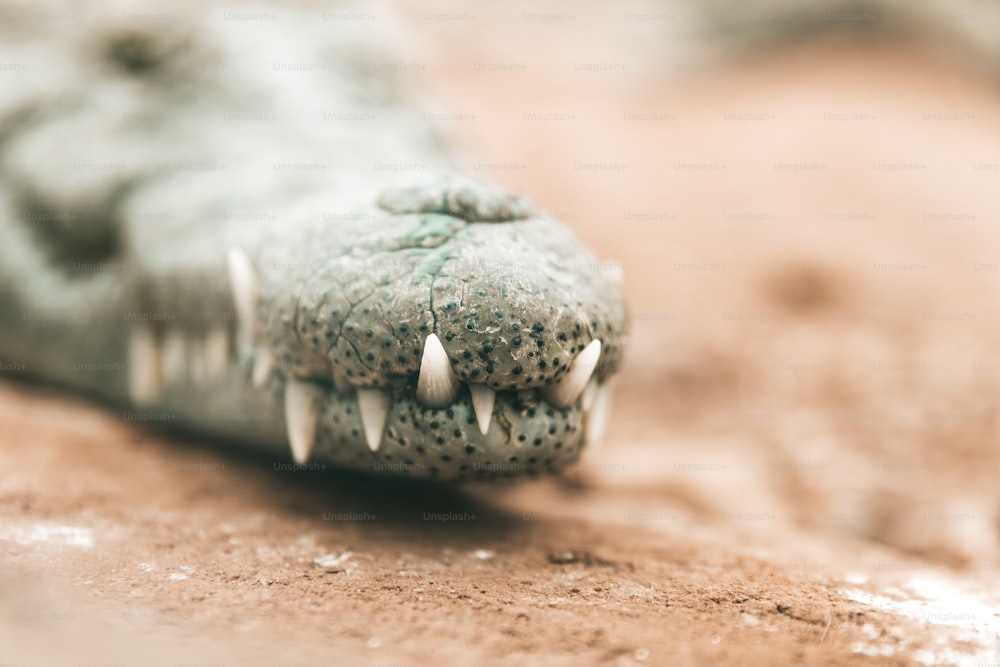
top-left (377, 175), bottom-right (536, 223)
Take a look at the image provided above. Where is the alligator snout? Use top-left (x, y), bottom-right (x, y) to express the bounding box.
top-left (222, 178), bottom-right (627, 477)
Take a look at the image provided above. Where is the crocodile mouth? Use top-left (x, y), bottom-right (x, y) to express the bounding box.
top-left (125, 178), bottom-right (625, 477)
top-left (271, 331), bottom-right (610, 464)
top-left (126, 245), bottom-right (617, 474)
top-left (231, 234), bottom-right (612, 463)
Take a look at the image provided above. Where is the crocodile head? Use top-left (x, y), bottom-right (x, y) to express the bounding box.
top-left (234, 176), bottom-right (627, 480)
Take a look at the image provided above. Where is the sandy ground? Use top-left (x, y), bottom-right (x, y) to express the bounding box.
top-left (3, 2), bottom-right (1000, 665)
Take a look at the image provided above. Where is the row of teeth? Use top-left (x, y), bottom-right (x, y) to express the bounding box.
top-left (280, 333), bottom-right (608, 464)
top-left (126, 248), bottom-right (612, 465)
top-left (127, 324), bottom-right (232, 401)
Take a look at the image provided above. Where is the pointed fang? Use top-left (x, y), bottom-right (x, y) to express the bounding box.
top-left (357, 388), bottom-right (391, 452)
top-left (543, 339), bottom-right (601, 408)
top-left (469, 384), bottom-right (496, 436)
top-left (252, 347), bottom-right (274, 387)
top-left (226, 247), bottom-right (258, 348)
top-left (284, 379), bottom-right (323, 464)
top-left (580, 378), bottom-right (599, 412)
top-left (416, 333), bottom-right (461, 408)
top-left (585, 382), bottom-right (613, 453)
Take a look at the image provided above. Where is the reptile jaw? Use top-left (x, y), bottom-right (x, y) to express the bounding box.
top-left (124, 232), bottom-right (618, 479)
top-left (123, 296), bottom-right (612, 478)
top-left (270, 337), bottom-right (607, 462)
top-left (218, 245), bottom-right (614, 465)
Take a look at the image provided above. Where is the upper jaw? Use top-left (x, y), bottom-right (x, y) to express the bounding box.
top-left (257, 212), bottom-right (626, 391)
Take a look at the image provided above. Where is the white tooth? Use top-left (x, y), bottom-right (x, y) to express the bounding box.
top-left (357, 388), bottom-right (391, 452)
top-left (469, 384), bottom-right (496, 436)
top-left (204, 326), bottom-right (230, 379)
top-left (284, 379), bottom-right (323, 464)
top-left (226, 247), bottom-right (258, 349)
top-left (128, 326), bottom-right (162, 405)
top-left (543, 339), bottom-right (602, 408)
top-left (585, 383), bottom-right (613, 453)
top-left (252, 347), bottom-right (274, 387)
top-left (580, 378), bottom-right (599, 412)
top-left (160, 329), bottom-right (186, 384)
top-left (416, 333), bottom-right (460, 408)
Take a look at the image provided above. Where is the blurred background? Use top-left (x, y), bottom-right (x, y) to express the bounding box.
top-left (407, 0), bottom-right (1000, 564)
top-left (2, 0), bottom-right (1000, 665)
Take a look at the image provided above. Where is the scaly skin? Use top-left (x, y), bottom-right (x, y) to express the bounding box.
top-left (0, 1), bottom-right (626, 480)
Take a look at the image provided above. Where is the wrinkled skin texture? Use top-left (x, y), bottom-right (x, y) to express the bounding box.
top-left (0, 1), bottom-right (626, 480)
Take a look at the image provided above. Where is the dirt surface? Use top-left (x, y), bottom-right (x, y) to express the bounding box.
top-left (3, 3), bottom-right (1000, 665)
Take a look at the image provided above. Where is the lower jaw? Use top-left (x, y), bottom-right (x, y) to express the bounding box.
top-left (155, 372), bottom-right (601, 481)
top-left (313, 388), bottom-right (588, 481)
